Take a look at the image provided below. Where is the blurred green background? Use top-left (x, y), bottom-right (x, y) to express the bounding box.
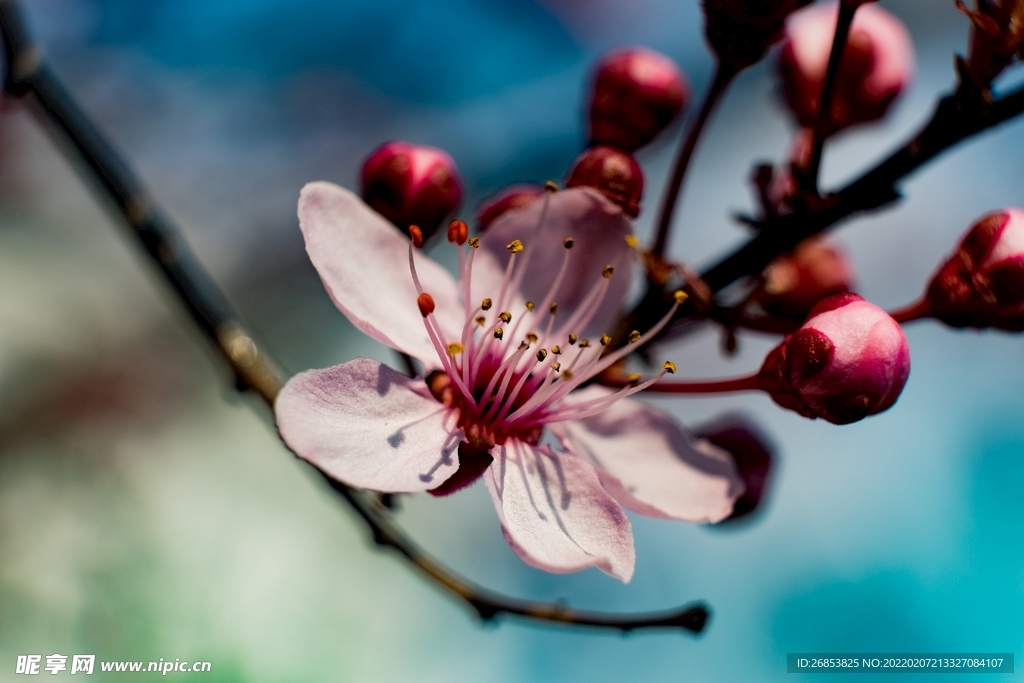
top-left (2, 0), bottom-right (1023, 680)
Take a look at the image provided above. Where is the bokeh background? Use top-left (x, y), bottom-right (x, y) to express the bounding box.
top-left (1, 0), bottom-right (1023, 680)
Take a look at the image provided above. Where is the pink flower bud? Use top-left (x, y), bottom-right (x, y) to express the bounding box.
top-left (360, 141), bottom-right (463, 242)
top-left (565, 146), bottom-right (644, 218)
top-left (758, 293), bottom-right (910, 424)
top-left (779, 1), bottom-right (913, 133)
top-left (475, 184), bottom-right (544, 232)
top-left (756, 237), bottom-right (853, 318)
top-left (925, 208), bottom-right (1024, 330)
top-left (695, 416), bottom-right (775, 522)
top-left (588, 48), bottom-right (689, 152)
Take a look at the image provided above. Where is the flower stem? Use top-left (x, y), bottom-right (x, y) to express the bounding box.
top-left (651, 61), bottom-right (739, 258)
top-left (889, 299), bottom-right (932, 323)
top-left (603, 371), bottom-right (762, 394)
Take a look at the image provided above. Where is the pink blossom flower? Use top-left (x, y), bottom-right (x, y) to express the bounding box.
top-left (758, 293), bottom-right (910, 424)
top-left (275, 182), bottom-right (744, 581)
top-left (780, 1), bottom-right (914, 133)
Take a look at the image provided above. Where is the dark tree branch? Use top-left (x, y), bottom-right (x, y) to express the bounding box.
top-left (0, 0), bottom-right (710, 634)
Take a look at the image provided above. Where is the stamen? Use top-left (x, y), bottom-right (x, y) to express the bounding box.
top-left (417, 293), bottom-right (435, 317)
top-left (544, 180), bottom-right (559, 193)
top-left (628, 330), bottom-right (642, 344)
top-left (663, 361), bottom-right (677, 374)
top-left (447, 342), bottom-right (464, 356)
top-left (475, 316), bottom-right (486, 326)
top-left (563, 237), bottom-right (574, 249)
top-left (551, 362), bottom-right (561, 372)
top-left (526, 333), bottom-right (538, 344)
top-left (568, 333), bottom-right (578, 345)
top-left (468, 237), bottom-right (480, 248)
top-left (499, 311), bottom-right (512, 324)
top-left (541, 371), bottom-right (669, 425)
top-left (494, 327), bottom-right (504, 340)
top-left (549, 302), bottom-right (558, 315)
top-left (600, 333), bottom-right (612, 346)
top-left (481, 298), bottom-right (493, 311)
top-left (525, 301), bottom-right (535, 312)
top-left (507, 239), bottom-right (524, 253)
top-left (602, 265), bottom-right (614, 278)
top-left (626, 373), bottom-right (641, 386)
top-left (561, 370), bottom-right (573, 380)
top-left (409, 225), bottom-right (424, 248)
top-left (579, 338), bottom-right (590, 348)
top-left (624, 235), bottom-right (639, 249)
top-left (551, 346), bottom-right (561, 355)
top-left (483, 344), bottom-right (531, 421)
top-left (536, 349), bottom-right (548, 362)
top-left (447, 220), bottom-right (468, 245)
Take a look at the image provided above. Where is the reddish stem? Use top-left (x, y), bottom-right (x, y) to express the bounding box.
top-left (603, 372), bottom-right (762, 394)
top-left (889, 299), bottom-right (932, 323)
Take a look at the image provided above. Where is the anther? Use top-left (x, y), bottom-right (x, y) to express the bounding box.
top-left (468, 237), bottom-right (480, 248)
top-left (625, 235), bottom-right (639, 249)
top-left (409, 225), bottom-right (424, 248)
top-left (561, 370), bottom-right (574, 380)
top-left (494, 327), bottom-right (504, 340)
top-left (602, 265), bottom-right (615, 278)
top-left (499, 311), bottom-right (512, 324)
top-left (525, 301), bottom-right (536, 311)
top-left (417, 293), bottom-right (435, 317)
top-left (447, 220), bottom-right (468, 245)
top-left (568, 333), bottom-right (578, 345)
top-left (563, 237), bottom-right (575, 249)
top-left (481, 298), bottom-right (493, 311)
top-left (475, 316), bottom-right (486, 326)
top-left (507, 239), bottom-right (524, 253)
top-left (526, 333), bottom-right (539, 344)
top-left (626, 373), bottom-right (641, 386)
top-left (579, 338), bottom-right (590, 348)
top-left (549, 302), bottom-right (559, 316)
top-left (551, 362), bottom-right (561, 372)
top-left (536, 349), bottom-right (548, 362)
top-left (447, 342), bottom-right (464, 355)
top-left (628, 330), bottom-right (641, 344)
top-left (663, 361), bottom-right (677, 374)
top-left (518, 340), bottom-right (530, 350)
top-left (551, 345), bottom-right (562, 355)
top-left (674, 290), bottom-right (689, 304)
top-left (600, 333), bottom-right (612, 346)
top-left (544, 180), bottom-right (559, 193)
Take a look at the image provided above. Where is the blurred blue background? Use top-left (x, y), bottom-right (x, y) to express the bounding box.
top-left (1, 0), bottom-right (1023, 680)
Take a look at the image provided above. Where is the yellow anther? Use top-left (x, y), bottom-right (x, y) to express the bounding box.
top-left (526, 333), bottom-right (539, 344)
top-left (551, 362), bottom-right (561, 372)
top-left (563, 237), bottom-right (575, 249)
top-left (507, 239), bottom-right (524, 253)
top-left (549, 302), bottom-right (558, 315)
top-left (602, 265), bottom-right (615, 278)
top-left (624, 235), bottom-right (639, 249)
top-left (626, 373), bottom-right (641, 386)
top-left (551, 345), bottom-right (561, 355)
top-left (628, 330), bottom-right (641, 344)
top-left (663, 361), bottom-right (677, 374)
top-left (544, 180), bottom-right (559, 193)
top-left (525, 301), bottom-right (536, 311)
top-left (468, 237), bottom-right (480, 248)
top-left (446, 342), bottom-right (464, 356)
top-left (561, 370), bottom-right (574, 380)
top-left (494, 327), bottom-right (504, 340)
top-left (674, 290), bottom-right (689, 304)
top-left (600, 333), bottom-right (612, 346)
top-left (475, 316), bottom-right (486, 326)
top-left (579, 338), bottom-right (590, 348)
top-left (499, 311), bottom-right (512, 324)
top-left (536, 349), bottom-right (548, 362)
top-left (481, 298), bottom-right (493, 311)
top-left (568, 333), bottom-right (578, 345)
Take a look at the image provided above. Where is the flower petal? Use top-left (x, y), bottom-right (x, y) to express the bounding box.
top-left (472, 188), bottom-right (634, 335)
top-left (484, 440), bottom-right (635, 582)
top-left (554, 388), bottom-right (744, 523)
top-left (276, 357), bottom-right (460, 492)
top-left (298, 181), bottom-right (463, 365)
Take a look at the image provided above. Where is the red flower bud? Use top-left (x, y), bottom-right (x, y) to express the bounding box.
top-left (758, 293), bottom-right (910, 424)
top-left (565, 146), bottom-right (644, 218)
top-left (360, 141), bottom-right (463, 242)
top-left (695, 416), bottom-right (775, 522)
top-left (925, 208), bottom-right (1024, 330)
top-left (779, 1), bottom-right (913, 133)
top-left (703, 0), bottom-right (813, 69)
top-left (475, 184), bottom-right (544, 232)
top-left (756, 237), bottom-right (853, 318)
top-left (588, 48), bottom-right (689, 152)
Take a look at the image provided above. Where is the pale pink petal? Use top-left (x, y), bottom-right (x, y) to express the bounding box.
top-left (298, 181), bottom-right (463, 365)
top-left (554, 387), bottom-right (744, 523)
top-left (484, 440), bottom-right (635, 582)
top-left (472, 188), bottom-right (634, 335)
top-left (276, 357), bottom-right (460, 492)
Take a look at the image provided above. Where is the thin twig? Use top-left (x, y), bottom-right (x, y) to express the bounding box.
top-left (801, 0), bottom-right (858, 193)
top-left (651, 62), bottom-right (738, 257)
top-left (0, 0), bottom-right (710, 634)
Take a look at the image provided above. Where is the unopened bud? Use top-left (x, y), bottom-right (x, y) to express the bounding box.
top-left (758, 293), bottom-right (910, 424)
top-left (566, 146), bottom-right (644, 218)
top-left (476, 184), bottom-right (544, 232)
top-left (703, 0), bottom-right (813, 69)
top-left (588, 48), bottom-right (690, 152)
top-left (779, 2), bottom-right (914, 133)
top-left (756, 237), bottom-right (853, 320)
top-left (925, 208), bottom-right (1024, 330)
top-left (361, 141), bottom-right (463, 242)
